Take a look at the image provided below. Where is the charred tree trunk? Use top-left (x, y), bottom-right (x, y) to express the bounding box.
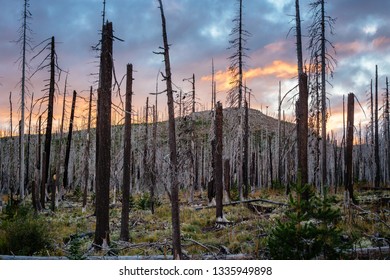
top-left (63, 90), bottom-right (77, 191)
top-left (320, 0), bottom-right (328, 192)
top-left (215, 102), bottom-right (223, 220)
top-left (151, 104), bottom-right (157, 212)
top-left (374, 65), bottom-right (381, 188)
top-left (295, 0), bottom-right (308, 196)
top-left (268, 135), bottom-right (274, 188)
top-left (243, 100), bottom-right (249, 197)
top-left (224, 159), bottom-right (231, 201)
top-left (296, 73), bottom-right (309, 198)
top-left (157, 0), bottom-right (182, 259)
top-left (94, 21), bottom-right (113, 249)
top-left (35, 115), bottom-right (42, 211)
top-left (345, 93), bottom-right (355, 202)
top-left (26, 92), bottom-right (34, 190)
top-left (83, 86), bottom-right (93, 209)
top-left (386, 78), bottom-right (390, 185)
top-left (41, 36), bottom-right (56, 209)
top-left (120, 64), bottom-right (133, 241)
top-left (55, 75), bottom-right (68, 203)
top-left (143, 97), bottom-right (152, 212)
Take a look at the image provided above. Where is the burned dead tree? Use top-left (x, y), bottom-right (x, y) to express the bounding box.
top-left (374, 65), bottom-right (381, 188)
top-left (156, 0), bottom-right (182, 259)
top-left (345, 92), bottom-right (355, 202)
top-left (296, 73), bottom-right (309, 199)
top-left (41, 36), bottom-right (56, 209)
top-left (83, 86), bottom-right (93, 210)
top-left (120, 64), bottom-right (133, 241)
top-left (63, 90), bottom-right (77, 192)
top-left (295, 0), bottom-right (308, 197)
top-left (214, 102), bottom-right (224, 220)
top-left (94, 21), bottom-right (113, 249)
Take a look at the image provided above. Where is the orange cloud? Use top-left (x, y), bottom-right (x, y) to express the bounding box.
top-left (201, 60), bottom-right (296, 91)
top-left (372, 36), bottom-right (390, 49)
top-left (335, 41), bottom-right (365, 55)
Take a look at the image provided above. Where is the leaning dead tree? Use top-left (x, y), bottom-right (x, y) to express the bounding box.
top-left (120, 64), bottom-right (133, 241)
top-left (94, 21), bottom-right (113, 249)
top-left (155, 0), bottom-right (182, 259)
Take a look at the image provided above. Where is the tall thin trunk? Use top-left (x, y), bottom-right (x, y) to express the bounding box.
top-left (277, 81), bottom-right (282, 185)
top-left (374, 65), bottom-right (380, 188)
top-left (268, 135), bottom-right (274, 188)
top-left (9, 92), bottom-right (15, 204)
top-left (83, 86), bottom-right (93, 209)
top-left (157, 0), bottom-right (182, 259)
top-left (120, 64), bottom-right (132, 241)
top-left (243, 100), bottom-right (249, 197)
top-left (224, 159), bottom-right (231, 201)
top-left (345, 93), bottom-right (355, 202)
top-left (63, 90), bottom-right (77, 191)
top-left (215, 102), bottom-right (223, 220)
top-left (238, 0), bottom-right (243, 108)
top-left (295, 0), bottom-right (308, 196)
top-left (41, 36), bottom-right (55, 209)
top-left (297, 73), bottom-right (309, 198)
top-left (143, 97), bottom-right (152, 212)
top-left (386, 77), bottom-right (390, 185)
top-left (55, 74), bottom-right (68, 202)
top-left (26, 92), bottom-right (34, 192)
top-left (36, 115), bottom-right (42, 210)
top-left (94, 21), bottom-right (113, 248)
top-left (320, 0), bottom-right (327, 191)
top-left (370, 79), bottom-right (374, 185)
top-left (19, 0), bottom-right (29, 201)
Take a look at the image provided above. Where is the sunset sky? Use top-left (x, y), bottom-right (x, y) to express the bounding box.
top-left (1, 0), bottom-right (390, 137)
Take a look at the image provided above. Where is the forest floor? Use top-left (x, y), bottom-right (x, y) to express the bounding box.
top-left (0, 185), bottom-right (389, 260)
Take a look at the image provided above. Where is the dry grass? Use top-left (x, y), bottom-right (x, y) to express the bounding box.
top-left (0, 187), bottom-right (389, 259)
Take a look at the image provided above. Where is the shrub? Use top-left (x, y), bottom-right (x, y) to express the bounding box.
top-left (135, 192), bottom-right (161, 210)
top-left (0, 206), bottom-right (52, 256)
top-left (268, 181), bottom-right (351, 259)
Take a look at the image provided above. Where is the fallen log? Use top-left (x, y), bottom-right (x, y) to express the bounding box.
top-left (195, 198), bottom-right (287, 211)
top-left (0, 254), bottom-right (253, 260)
top-left (346, 246), bottom-right (390, 259)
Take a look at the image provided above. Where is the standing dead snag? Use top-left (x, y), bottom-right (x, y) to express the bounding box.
top-left (120, 64), bottom-right (132, 241)
top-left (296, 73), bottom-right (309, 199)
top-left (94, 21), bottom-right (113, 249)
top-left (214, 102), bottom-right (224, 221)
top-left (18, 0), bottom-right (33, 200)
top-left (156, 0), bottom-right (182, 259)
top-left (295, 0), bottom-right (309, 197)
top-left (41, 36), bottom-right (56, 209)
top-left (345, 93), bottom-right (355, 202)
top-left (374, 65), bottom-right (381, 188)
top-left (83, 86), bottom-right (93, 210)
top-left (243, 100), bottom-right (249, 196)
top-left (63, 90), bottom-right (77, 192)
